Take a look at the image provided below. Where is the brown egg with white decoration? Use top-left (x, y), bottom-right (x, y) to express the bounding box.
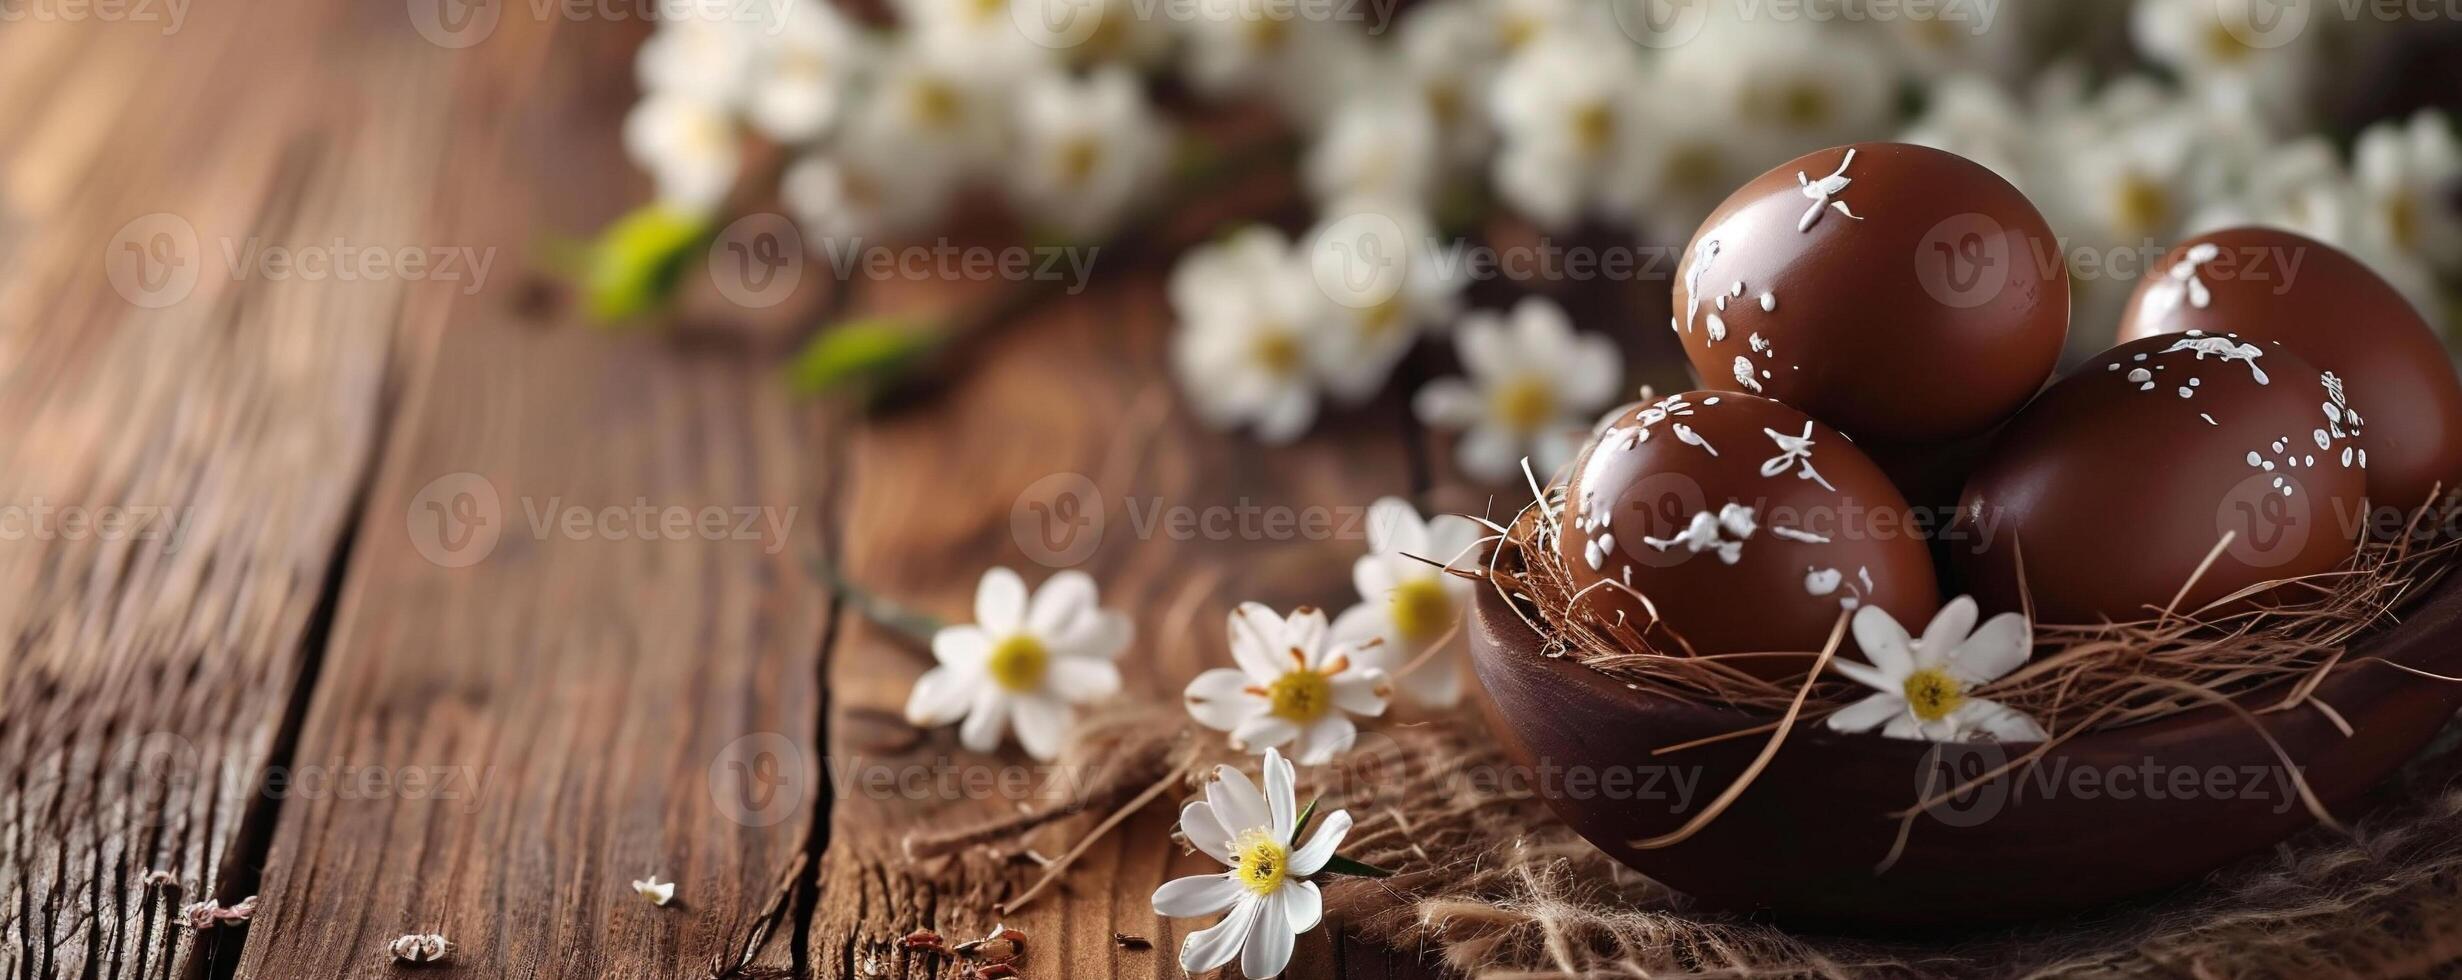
top-left (1555, 391), bottom-right (1940, 662)
top-left (1952, 332), bottom-right (2370, 624)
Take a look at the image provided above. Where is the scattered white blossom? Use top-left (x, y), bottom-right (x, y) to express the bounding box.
top-left (1303, 199), bottom-right (1466, 402)
top-left (622, 93), bottom-right (742, 214)
top-left (1486, 30), bottom-right (1652, 229)
top-left (1007, 67), bottom-right (1172, 240)
top-left (1306, 95), bottom-right (1442, 208)
top-left (634, 876), bottom-right (676, 906)
top-left (1413, 297), bottom-right (1621, 483)
top-left (389, 934), bottom-right (452, 964)
top-left (744, 0), bottom-right (869, 144)
top-left (2353, 110), bottom-right (2462, 275)
top-left (1827, 597), bottom-right (2047, 742)
top-left (1151, 748), bottom-right (1348, 979)
top-left (1185, 603), bottom-right (1392, 764)
top-left (905, 567), bottom-right (1132, 761)
top-left (1332, 497), bottom-right (1482, 708)
top-left (782, 141), bottom-right (960, 246)
top-left (636, 13), bottom-right (764, 108)
top-left (1169, 228), bottom-right (1339, 444)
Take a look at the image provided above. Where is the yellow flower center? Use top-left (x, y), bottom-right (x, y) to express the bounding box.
top-left (1264, 666), bottom-right (1335, 723)
top-left (2387, 194), bottom-right (2421, 252)
top-left (1233, 829), bottom-right (1290, 895)
top-left (911, 79), bottom-right (963, 128)
top-left (1571, 101), bottom-right (1614, 157)
top-left (2115, 174), bottom-right (2172, 238)
top-left (1250, 328), bottom-right (1304, 377)
top-left (1057, 135), bottom-right (1103, 187)
top-left (1244, 15), bottom-right (1288, 50)
top-left (985, 634), bottom-right (1050, 693)
top-left (1777, 82), bottom-right (1830, 129)
top-left (2204, 22), bottom-right (2253, 64)
top-left (969, 0), bottom-right (1005, 21)
top-left (1902, 667), bottom-right (1966, 723)
top-left (1491, 377), bottom-right (1554, 432)
top-left (1666, 142), bottom-right (1725, 194)
top-left (1358, 298), bottom-right (1404, 339)
top-left (1389, 576), bottom-right (1456, 644)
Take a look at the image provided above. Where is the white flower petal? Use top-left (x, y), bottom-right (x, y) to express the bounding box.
top-left (1364, 497), bottom-right (1428, 555)
top-left (1395, 654), bottom-right (1466, 708)
top-left (1850, 604), bottom-right (1916, 679)
top-left (903, 665), bottom-right (976, 728)
top-left (1825, 692), bottom-right (1906, 734)
top-left (1881, 713), bottom-right (1927, 740)
top-left (1284, 607), bottom-right (1330, 668)
top-left (1455, 424), bottom-right (1525, 484)
top-left (1153, 873), bottom-right (1245, 918)
top-left (1207, 765), bottom-right (1273, 835)
top-left (1242, 890), bottom-right (1298, 980)
top-left (1956, 697), bottom-right (2048, 742)
top-left (1950, 611), bottom-right (2032, 685)
top-left (1178, 896), bottom-right (1258, 973)
top-left (1229, 603), bottom-right (1290, 681)
top-left (1180, 801), bottom-right (1236, 865)
top-left (1328, 601), bottom-right (1395, 654)
top-left (1263, 748), bottom-right (1298, 840)
top-left (1283, 880), bottom-right (1324, 933)
top-left (1254, 388), bottom-right (1320, 445)
top-left (1411, 377), bottom-right (1484, 429)
top-left (1351, 555), bottom-right (1400, 608)
top-left (931, 625), bottom-right (991, 668)
top-left (1916, 596), bottom-right (1979, 669)
top-left (1050, 610), bottom-right (1133, 661)
top-left (1290, 715), bottom-right (1357, 765)
top-left (1186, 668), bottom-right (1265, 731)
top-left (1289, 807), bottom-right (1351, 876)
top-left (1829, 658), bottom-right (1900, 695)
top-left (1025, 569), bottom-right (1099, 637)
top-left (1048, 657), bottom-right (1122, 703)
top-left (958, 691), bottom-right (1011, 753)
top-left (1329, 671), bottom-right (1391, 717)
top-left (975, 566), bottom-right (1028, 634)
top-left (1010, 695), bottom-right (1072, 761)
top-left (1232, 714), bottom-right (1302, 752)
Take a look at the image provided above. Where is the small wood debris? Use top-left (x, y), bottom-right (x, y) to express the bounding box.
top-left (900, 928), bottom-right (951, 957)
top-left (961, 964), bottom-right (1019, 980)
top-left (953, 924), bottom-right (1025, 963)
top-left (178, 896), bottom-right (257, 929)
top-left (1112, 933), bottom-right (1151, 950)
top-left (388, 933), bottom-right (452, 964)
top-left (139, 869), bottom-right (179, 889)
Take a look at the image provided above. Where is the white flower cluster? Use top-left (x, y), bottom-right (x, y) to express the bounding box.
top-left (623, 0), bottom-right (1173, 242)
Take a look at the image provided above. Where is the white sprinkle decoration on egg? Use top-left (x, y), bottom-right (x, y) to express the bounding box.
top-left (1759, 292), bottom-right (1776, 312)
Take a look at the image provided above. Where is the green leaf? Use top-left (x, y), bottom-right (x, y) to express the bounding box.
top-left (1315, 855), bottom-right (1394, 880)
top-left (1291, 798), bottom-right (1320, 842)
top-left (579, 204), bottom-right (712, 323)
top-left (783, 316), bottom-right (942, 396)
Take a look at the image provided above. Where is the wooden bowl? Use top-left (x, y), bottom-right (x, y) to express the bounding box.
top-left (1467, 561), bottom-right (2462, 929)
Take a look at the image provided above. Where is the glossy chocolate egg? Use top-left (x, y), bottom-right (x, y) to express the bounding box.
top-left (1557, 391), bottom-right (1939, 658)
top-left (1671, 142), bottom-right (2068, 443)
top-left (1954, 334), bottom-right (2369, 625)
top-left (2117, 227), bottom-right (2462, 512)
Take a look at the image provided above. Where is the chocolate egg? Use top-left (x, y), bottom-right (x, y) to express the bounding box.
top-left (1670, 142), bottom-right (2068, 443)
top-left (1557, 391), bottom-right (1939, 658)
top-left (1953, 334), bottom-right (2369, 625)
top-left (2117, 227), bottom-right (2462, 511)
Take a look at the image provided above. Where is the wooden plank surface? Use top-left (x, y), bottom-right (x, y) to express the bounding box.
top-left (802, 237), bottom-right (1444, 979)
top-left (0, 8), bottom-right (427, 978)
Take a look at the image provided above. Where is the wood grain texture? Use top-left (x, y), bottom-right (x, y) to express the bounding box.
top-left (0, 8), bottom-right (427, 978)
top-left (223, 11), bottom-right (829, 980)
top-left (802, 243), bottom-right (1444, 978)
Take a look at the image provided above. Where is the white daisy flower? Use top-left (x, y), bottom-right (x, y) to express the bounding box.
top-left (2353, 110), bottom-right (2462, 275)
top-left (1826, 596), bottom-right (2047, 743)
top-left (1393, 0), bottom-right (1502, 169)
top-left (782, 142), bottom-right (958, 246)
top-left (1654, 14), bottom-right (1897, 171)
top-left (1007, 66), bottom-right (1172, 240)
top-left (1486, 29), bottom-right (1651, 229)
top-left (1184, 603), bottom-right (1392, 765)
top-left (1302, 198), bottom-right (1465, 402)
top-left (1332, 497), bottom-right (1482, 708)
top-left (1174, 2), bottom-right (1377, 133)
top-left (1011, 0), bottom-right (1174, 67)
top-left (623, 93), bottom-right (742, 214)
top-left (1412, 297), bottom-right (1621, 483)
top-left (1901, 73), bottom-right (2036, 193)
top-left (905, 567), bottom-right (1133, 761)
top-left (1304, 94), bottom-right (1441, 208)
top-left (1151, 748), bottom-right (1348, 979)
top-left (744, 0), bottom-right (870, 145)
top-left (896, 0), bottom-right (1051, 78)
top-left (2130, 0), bottom-right (2316, 126)
top-left (633, 876), bottom-right (675, 906)
top-left (847, 39), bottom-right (1008, 178)
top-left (1168, 227), bottom-right (1339, 444)
top-left (2183, 135), bottom-right (2358, 247)
top-left (636, 13), bottom-right (764, 107)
